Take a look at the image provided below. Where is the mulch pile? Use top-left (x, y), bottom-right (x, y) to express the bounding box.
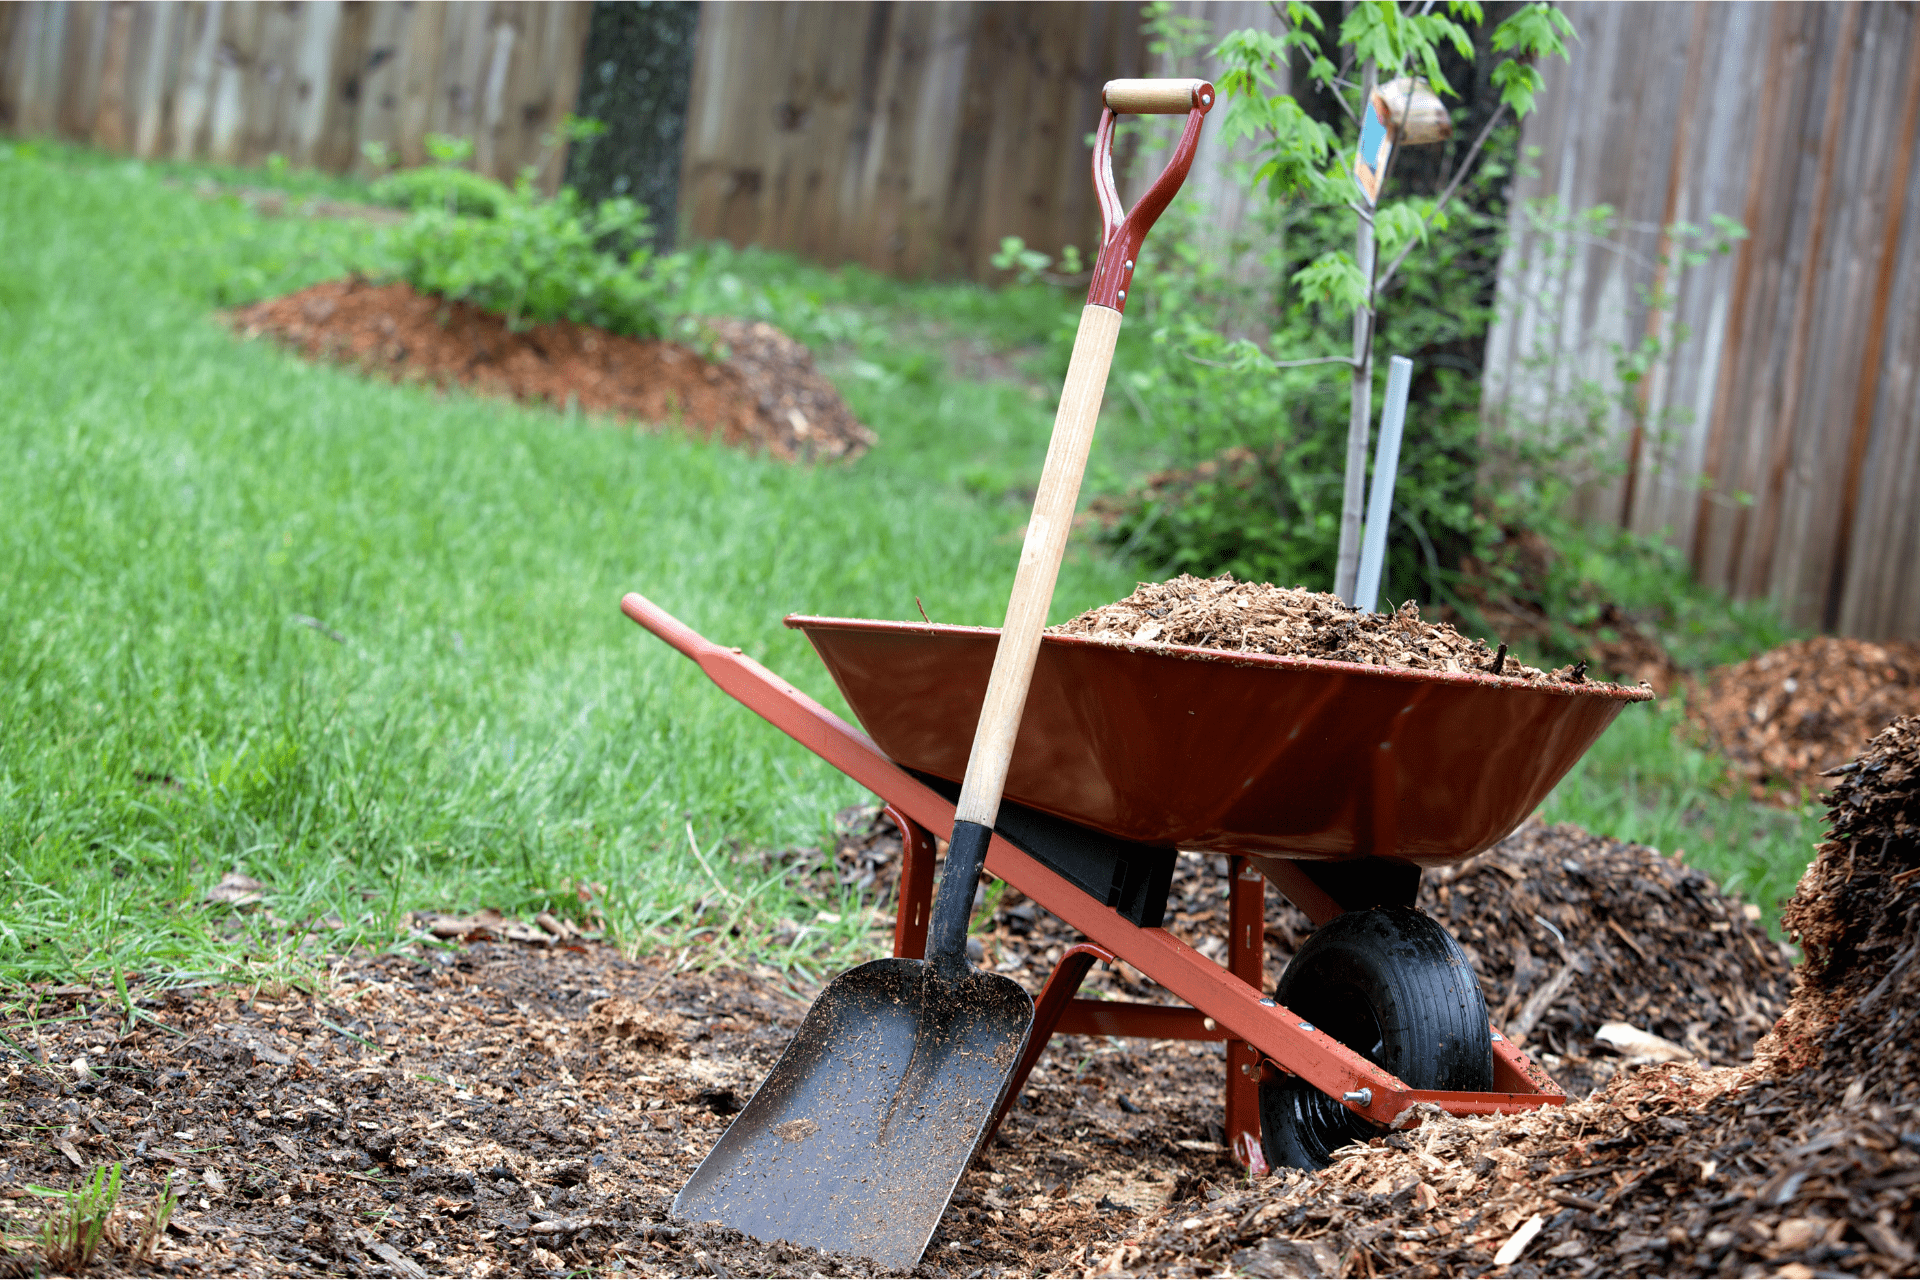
top-left (1691, 637), bottom-right (1920, 798)
top-left (1052, 574), bottom-right (1613, 684)
top-left (966, 819), bottom-right (1788, 1099)
top-left (229, 280), bottom-right (876, 463)
top-left (25, 718), bottom-right (1920, 1277)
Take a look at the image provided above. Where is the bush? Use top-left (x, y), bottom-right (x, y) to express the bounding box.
top-left (370, 166), bottom-right (511, 218)
top-left (387, 179), bottom-right (669, 337)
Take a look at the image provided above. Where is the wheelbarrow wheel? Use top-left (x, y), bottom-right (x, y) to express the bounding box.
top-left (1258, 906), bottom-right (1491, 1171)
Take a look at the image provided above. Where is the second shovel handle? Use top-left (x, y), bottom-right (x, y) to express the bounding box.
top-left (1104, 78), bottom-right (1214, 114)
top-left (953, 304), bottom-right (1124, 828)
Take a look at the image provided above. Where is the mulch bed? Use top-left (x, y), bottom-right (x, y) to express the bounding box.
top-left (2, 811), bottom-right (1803, 1277)
top-left (228, 281), bottom-right (876, 463)
top-left (1051, 575), bottom-right (1614, 685)
top-left (1690, 637), bottom-right (1920, 798)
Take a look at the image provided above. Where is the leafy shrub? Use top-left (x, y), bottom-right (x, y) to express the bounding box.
top-left (364, 132), bottom-right (506, 216)
top-left (388, 179), bottom-right (669, 337)
top-left (370, 165), bottom-right (511, 217)
top-left (1090, 146), bottom-right (1511, 598)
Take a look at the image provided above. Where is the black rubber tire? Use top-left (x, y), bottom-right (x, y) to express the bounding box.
top-left (1258, 907), bottom-right (1492, 1171)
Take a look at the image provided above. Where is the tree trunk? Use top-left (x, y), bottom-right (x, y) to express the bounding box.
top-left (1334, 59), bottom-right (1378, 603)
top-left (565, 0), bottom-right (701, 249)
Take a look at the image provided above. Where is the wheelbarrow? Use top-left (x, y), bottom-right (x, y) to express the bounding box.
top-left (626, 72), bottom-right (1653, 1268)
top-left (623, 594), bottom-right (1650, 1198)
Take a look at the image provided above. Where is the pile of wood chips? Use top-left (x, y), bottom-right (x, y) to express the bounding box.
top-left (229, 281), bottom-right (876, 463)
top-left (697, 318), bottom-right (877, 462)
top-left (1420, 824), bottom-right (1789, 1097)
top-left (820, 805), bottom-right (1790, 1100)
top-left (1052, 575), bottom-right (1606, 684)
top-left (1108, 717), bottom-right (1920, 1279)
top-left (1691, 637), bottom-right (1920, 797)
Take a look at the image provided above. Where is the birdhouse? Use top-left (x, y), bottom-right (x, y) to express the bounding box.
top-left (1376, 77), bottom-right (1453, 145)
top-left (1352, 77), bottom-right (1453, 205)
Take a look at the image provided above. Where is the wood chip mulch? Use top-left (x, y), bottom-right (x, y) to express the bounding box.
top-left (14, 736), bottom-right (1912, 1279)
top-left (1690, 637), bottom-right (1920, 798)
top-left (1051, 574), bottom-right (1614, 685)
top-left (228, 281), bottom-right (876, 463)
top-left (0, 813), bottom-right (1791, 1279)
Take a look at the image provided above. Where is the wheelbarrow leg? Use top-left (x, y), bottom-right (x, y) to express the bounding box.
top-left (981, 941), bottom-right (1115, 1149)
top-left (885, 804), bottom-right (936, 960)
top-left (1226, 857), bottom-right (1267, 1173)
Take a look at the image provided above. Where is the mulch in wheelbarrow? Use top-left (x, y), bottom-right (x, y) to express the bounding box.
top-left (229, 280), bottom-right (877, 463)
top-left (1690, 636), bottom-right (1920, 800)
top-left (1052, 574), bottom-right (1613, 685)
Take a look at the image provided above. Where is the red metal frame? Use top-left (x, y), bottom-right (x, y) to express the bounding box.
top-left (623, 593), bottom-right (1566, 1161)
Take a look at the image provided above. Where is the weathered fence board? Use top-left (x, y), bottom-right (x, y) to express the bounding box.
top-left (0, 1), bottom-right (592, 187)
top-left (677, 1), bottom-right (1145, 280)
top-left (1485, 0), bottom-right (1920, 637)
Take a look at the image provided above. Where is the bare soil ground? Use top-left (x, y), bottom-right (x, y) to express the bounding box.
top-left (229, 282), bottom-right (876, 463)
top-left (2, 811), bottom-right (1802, 1277)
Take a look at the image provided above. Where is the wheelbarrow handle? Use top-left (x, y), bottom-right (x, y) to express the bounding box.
top-left (940, 85), bottom-right (1213, 975)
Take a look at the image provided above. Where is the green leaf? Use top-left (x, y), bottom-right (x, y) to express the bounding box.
top-left (1292, 250), bottom-right (1370, 311)
top-left (1492, 3), bottom-right (1577, 57)
top-left (1374, 198), bottom-right (1448, 261)
top-left (1490, 4), bottom-right (1576, 118)
top-left (1490, 59), bottom-right (1544, 117)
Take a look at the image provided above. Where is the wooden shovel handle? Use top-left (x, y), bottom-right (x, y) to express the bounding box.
top-left (950, 88), bottom-right (1211, 831)
top-left (953, 304), bottom-right (1124, 828)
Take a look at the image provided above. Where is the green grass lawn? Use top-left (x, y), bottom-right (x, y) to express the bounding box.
top-left (0, 143), bottom-right (1822, 995)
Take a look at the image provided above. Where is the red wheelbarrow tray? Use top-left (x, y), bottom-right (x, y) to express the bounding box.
top-left (788, 615), bottom-right (1649, 867)
top-left (622, 591), bottom-right (1650, 1146)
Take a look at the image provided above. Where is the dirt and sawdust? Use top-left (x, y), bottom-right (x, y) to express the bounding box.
top-left (228, 281), bottom-right (876, 463)
top-left (1051, 574), bottom-right (1617, 685)
top-left (1690, 637), bottom-right (1920, 799)
top-left (3, 810), bottom-right (1806, 1277)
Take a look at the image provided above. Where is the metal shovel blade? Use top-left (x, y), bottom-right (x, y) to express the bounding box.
top-left (672, 956), bottom-right (1032, 1270)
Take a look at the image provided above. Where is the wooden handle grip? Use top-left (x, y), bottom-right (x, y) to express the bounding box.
top-left (1103, 78), bottom-right (1214, 114)
top-left (954, 304), bottom-right (1124, 828)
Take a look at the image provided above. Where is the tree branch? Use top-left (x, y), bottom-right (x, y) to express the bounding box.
top-left (1275, 353), bottom-right (1361, 369)
top-left (1373, 101), bottom-right (1510, 297)
top-left (1182, 352), bottom-right (1356, 371)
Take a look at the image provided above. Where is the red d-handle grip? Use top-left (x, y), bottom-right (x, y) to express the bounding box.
top-left (1087, 78), bottom-right (1214, 313)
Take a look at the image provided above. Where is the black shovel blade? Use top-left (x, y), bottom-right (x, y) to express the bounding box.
top-left (673, 956), bottom-right (1033, 1271)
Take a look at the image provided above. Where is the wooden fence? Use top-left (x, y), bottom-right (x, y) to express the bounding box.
top-left (676, 1), bottom-right (1144, 280)
top-left (1484, 0), bottom-right (1920, 638)
top-left (0, 1), bottom-right (591, 185)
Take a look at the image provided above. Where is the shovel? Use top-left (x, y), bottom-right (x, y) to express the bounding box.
top-left (672, 77), bottom-right (1214, 1271)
